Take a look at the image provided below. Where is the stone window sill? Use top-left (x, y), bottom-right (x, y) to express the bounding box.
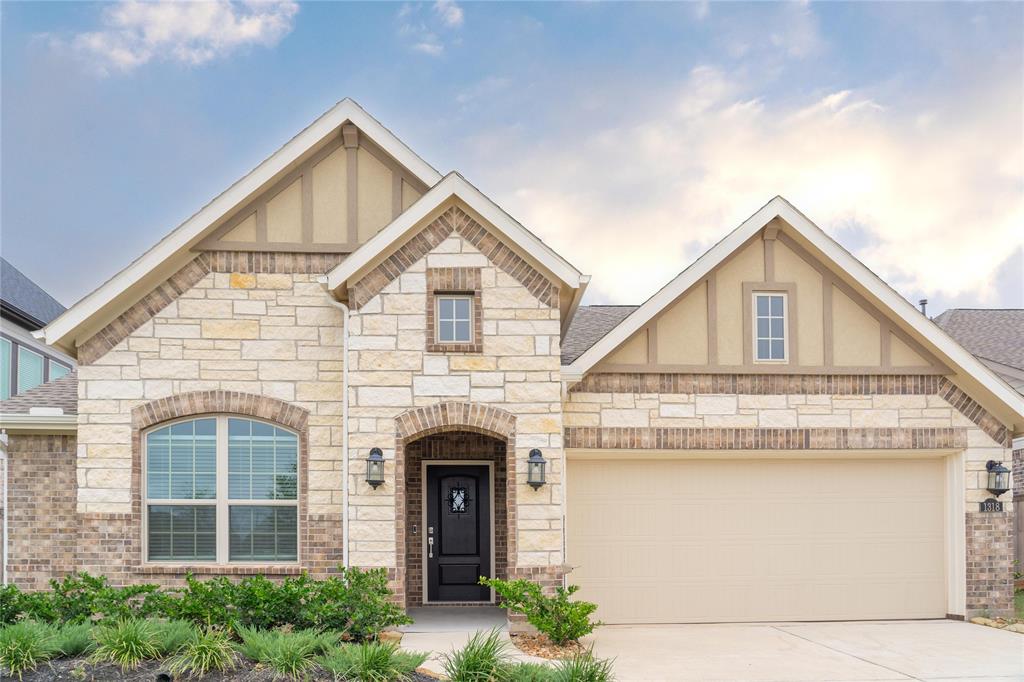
top-left (137, 564), bottom-right (305, 576)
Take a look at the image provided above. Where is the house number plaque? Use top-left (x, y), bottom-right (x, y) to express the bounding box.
top-left (978, 498), bottom-right (1003, 513)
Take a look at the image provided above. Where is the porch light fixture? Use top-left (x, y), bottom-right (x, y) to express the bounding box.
top-left (366, 448), bottom-right (385, 489)
top-left (527, 449), bottom-right (547, 490)
top-left (985, 460), bottom-right (1010, 498)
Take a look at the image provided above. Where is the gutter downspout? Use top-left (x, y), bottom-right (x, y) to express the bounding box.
top-left (318, 278), bottom-right (351, 568)
top-left (1, 430), bottom-right (8, 585)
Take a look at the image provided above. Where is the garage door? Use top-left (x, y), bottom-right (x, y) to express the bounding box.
top-left (567, 457), bottom-right (947, 623)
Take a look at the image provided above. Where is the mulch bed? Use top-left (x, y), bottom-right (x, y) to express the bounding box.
top-left (509, 633), bottom-right (584, 660)
top-left (19, 657), bottom-right (439, 681)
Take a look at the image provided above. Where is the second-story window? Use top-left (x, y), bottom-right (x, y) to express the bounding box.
top-left (754, 292), bottom-right (787, 362)
top-left (436, 295), bottom-right (473, 344)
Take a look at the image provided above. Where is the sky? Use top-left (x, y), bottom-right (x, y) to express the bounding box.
top-left (2, 1), bottom-right (1022, 315)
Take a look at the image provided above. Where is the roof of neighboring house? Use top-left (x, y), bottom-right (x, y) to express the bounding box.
top-left (0, 257), bottom-right (66, 329)
top-left (934, 309), bottom-right (1024, 395)
top-left (0, 371), bottom-right (78, 415)
top-left (561, 305), bottom-right (639, 364)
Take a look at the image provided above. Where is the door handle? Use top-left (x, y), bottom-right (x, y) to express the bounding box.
top-left (428, 537), bottom-right (434, 559)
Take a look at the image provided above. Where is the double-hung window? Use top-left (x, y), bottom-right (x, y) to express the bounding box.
top-left (144, 416), bottom-right (298, 564)
top-left (754, 292), bottom-right (787, 362)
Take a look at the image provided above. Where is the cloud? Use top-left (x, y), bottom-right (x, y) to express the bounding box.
top-left (47, 0), bottom-right (298, 75)
top-left (397, 1), bottom-right (463, 56)
top-left (469, 65), bottom-right (1024, 308)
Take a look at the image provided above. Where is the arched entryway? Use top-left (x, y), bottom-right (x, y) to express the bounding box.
top-left (394, 402), bottom-right (517, 608)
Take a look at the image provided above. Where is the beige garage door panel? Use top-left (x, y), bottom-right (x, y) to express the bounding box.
top-left (567, 457), bottom-right (946, 624)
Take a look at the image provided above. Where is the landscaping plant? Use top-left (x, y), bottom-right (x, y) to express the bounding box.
top-left (480, 578), bottom-right (601, 645)
top-left (505, 661), bottom-right (556, 681)
top-left (236, 626), bottom-right (339, 679)
top-left (165, 626), bottom-right (237, 678)
top-left (152, 618), bottom-right (197, 656)
top-left (52, 622), bottom-right (96, 657)
top-left (550, 650), bottom-right (615, 682)
top-left (318, 640), bottom-right (428, 681)
top-left (0, 621), bottom-right (60, 679)
top-left (439, 628), bottom-right (512, 682)
top-left (90, 618), bottom-right (162, 670)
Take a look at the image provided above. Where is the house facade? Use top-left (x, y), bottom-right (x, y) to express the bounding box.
top-left (1, 100), bottom-right (1021, 622)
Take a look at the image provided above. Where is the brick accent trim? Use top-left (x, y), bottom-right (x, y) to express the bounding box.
top-left (569, 373), bottom-right (1011, 447)
top-left (79, 252), bottom-right (345, 366)
top-left (569, 373), bottom-right (943, 395)
top-left (936, 378), bottom-right (1011, 447)
top-left (426, 267), bottom-right (483, 353)
top-left (564, 426), bottom-right (967, 450)
top-left (349, 206), bottom-right (558, 309)
top-left (131, 390), bottom-right (309, 432)
top-left (79, 256), bottom-right (211, 364)
top-left (129, 391), bottom-right (310, 573)
top-left (395, 402), bottom-right (517, 442)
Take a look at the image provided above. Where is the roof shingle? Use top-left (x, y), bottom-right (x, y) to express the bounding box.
top-left (561, 305), bottom-right (639, 365)
top-left (0, 372), bottom-right (78, 415)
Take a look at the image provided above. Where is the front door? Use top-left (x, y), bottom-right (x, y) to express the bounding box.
top-left (426, 465), bottom-right (491, 602)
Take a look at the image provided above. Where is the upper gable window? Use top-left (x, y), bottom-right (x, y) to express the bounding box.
top-left (436, 295), bottom-right (473, 344)
top-left (754, 293), bottom-right (787, 362)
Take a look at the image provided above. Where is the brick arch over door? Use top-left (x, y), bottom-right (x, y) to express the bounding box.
top-left (394, 402), bottom-right (518, 607)
top-left (395, 402), bottom-right (516, 443)
top-left (129, 390), bottom-right (311, 576)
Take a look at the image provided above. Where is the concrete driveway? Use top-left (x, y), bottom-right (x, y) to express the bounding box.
top-left (402, 611), bottom-right (1023, 681)
top-left (583, 620), bottom-right (1023, 682)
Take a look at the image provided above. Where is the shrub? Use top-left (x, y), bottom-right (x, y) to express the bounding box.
top-left (0, 621), bottom-right (60, 679)
top-left (52, 622), bottom-right (96, 657)
top-left (151, 619), bottom-right (196, 656)
top-left (318, 640), bottom-right (427, 681)
top-left (0, 585), bottom-right (23, 626)
top-left (91, 619), bottom-right (161, 670)
top-left (236, 626), bottom-right (339, 679)
top-left (303, 568), bottom-right (412, 640)
top-left (47, 572), bottom-right (165, 623)
top-left (505, 661), bottom-right (555, 682)
top-left (550, 650), bottom-right (615, 682)
top-left (165, 627), bottom-right (236, 678)
top-left (481, 579), bottom-right (600, 645)
top-left (439, 628), bottom-right (511, 682)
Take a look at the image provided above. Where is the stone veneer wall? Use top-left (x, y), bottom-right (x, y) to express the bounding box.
top-left (74, 256), bottom-right (348, 582)
top-left (345, 223), bottom-right (565, 596)
top-left (4, 435), bottom-right (78, 590)
top-left (564, 375), bottom-right (1014, 617)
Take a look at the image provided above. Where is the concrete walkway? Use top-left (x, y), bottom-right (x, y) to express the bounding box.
top-left (400, 607), bottom-right (548, 676)
top-left (401, 614), bottom-right (1023, 681)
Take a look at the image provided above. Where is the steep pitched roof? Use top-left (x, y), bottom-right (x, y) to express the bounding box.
top-left (561, 196), bottom-right (1024, 433)
top-left (0, 371), bottom-right (78, 415)
top-left (325, 172), bottom-right (585, 292)
top-left (561, 305), bottom-right (639, 364)
top-left (934, 309), bottom-right (1024, 395)
top-left (1, 257), bottom-right (66, 329)
top-left (39, 99), bottom-right (443, 354)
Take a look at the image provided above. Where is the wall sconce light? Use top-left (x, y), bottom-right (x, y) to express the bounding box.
top-left (366, 447), bottom-right (385, 489)
top-left (985, 460), bottom-right (1010, 498)
top-left (527, 449), bottom-right (547, 490)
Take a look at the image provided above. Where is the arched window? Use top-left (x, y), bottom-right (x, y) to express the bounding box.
top-left (144, 416), bottom-right (298, 564)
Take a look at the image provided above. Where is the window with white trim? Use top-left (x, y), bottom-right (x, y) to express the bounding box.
top-left (754, 292), bottom-right (787, 362)
top-left (144, 416), bottom-right (298, 564)
top-left (435, 295), bottom-right (473, 343)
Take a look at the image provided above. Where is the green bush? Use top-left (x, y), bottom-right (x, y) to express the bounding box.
top-left (151, 619), bottom-right (197, 656)
top-left (303, 568), bottom-right (412, 640)
top-left (236, 626), bottom-right (338, 679)
top-left (550, 650), bottom-right (615, 682)
top-left (165, 627), bottom-right (236, 678)
top-left (480, 578), bottom-right (600, 645)
top-left (318, 640), bottom-right (427, 681)
top-left (52, 622), bottom-right (96, 657)
top-left (0, 585), bottom-right (22, 626)
top-left (439, 628), bottom-right (511, 682)
top-left (0, 621), bottom-right (60, 679)
top-left (91, 618), bottom-right (162, 670)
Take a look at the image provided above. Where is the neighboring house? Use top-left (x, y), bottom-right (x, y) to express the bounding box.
top-left (934, 308), bottom-right (1024, 581)
top-left (1, 100), bottom-right (1021, 623)
top-left (0, 257), bottom-right (75, 400)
